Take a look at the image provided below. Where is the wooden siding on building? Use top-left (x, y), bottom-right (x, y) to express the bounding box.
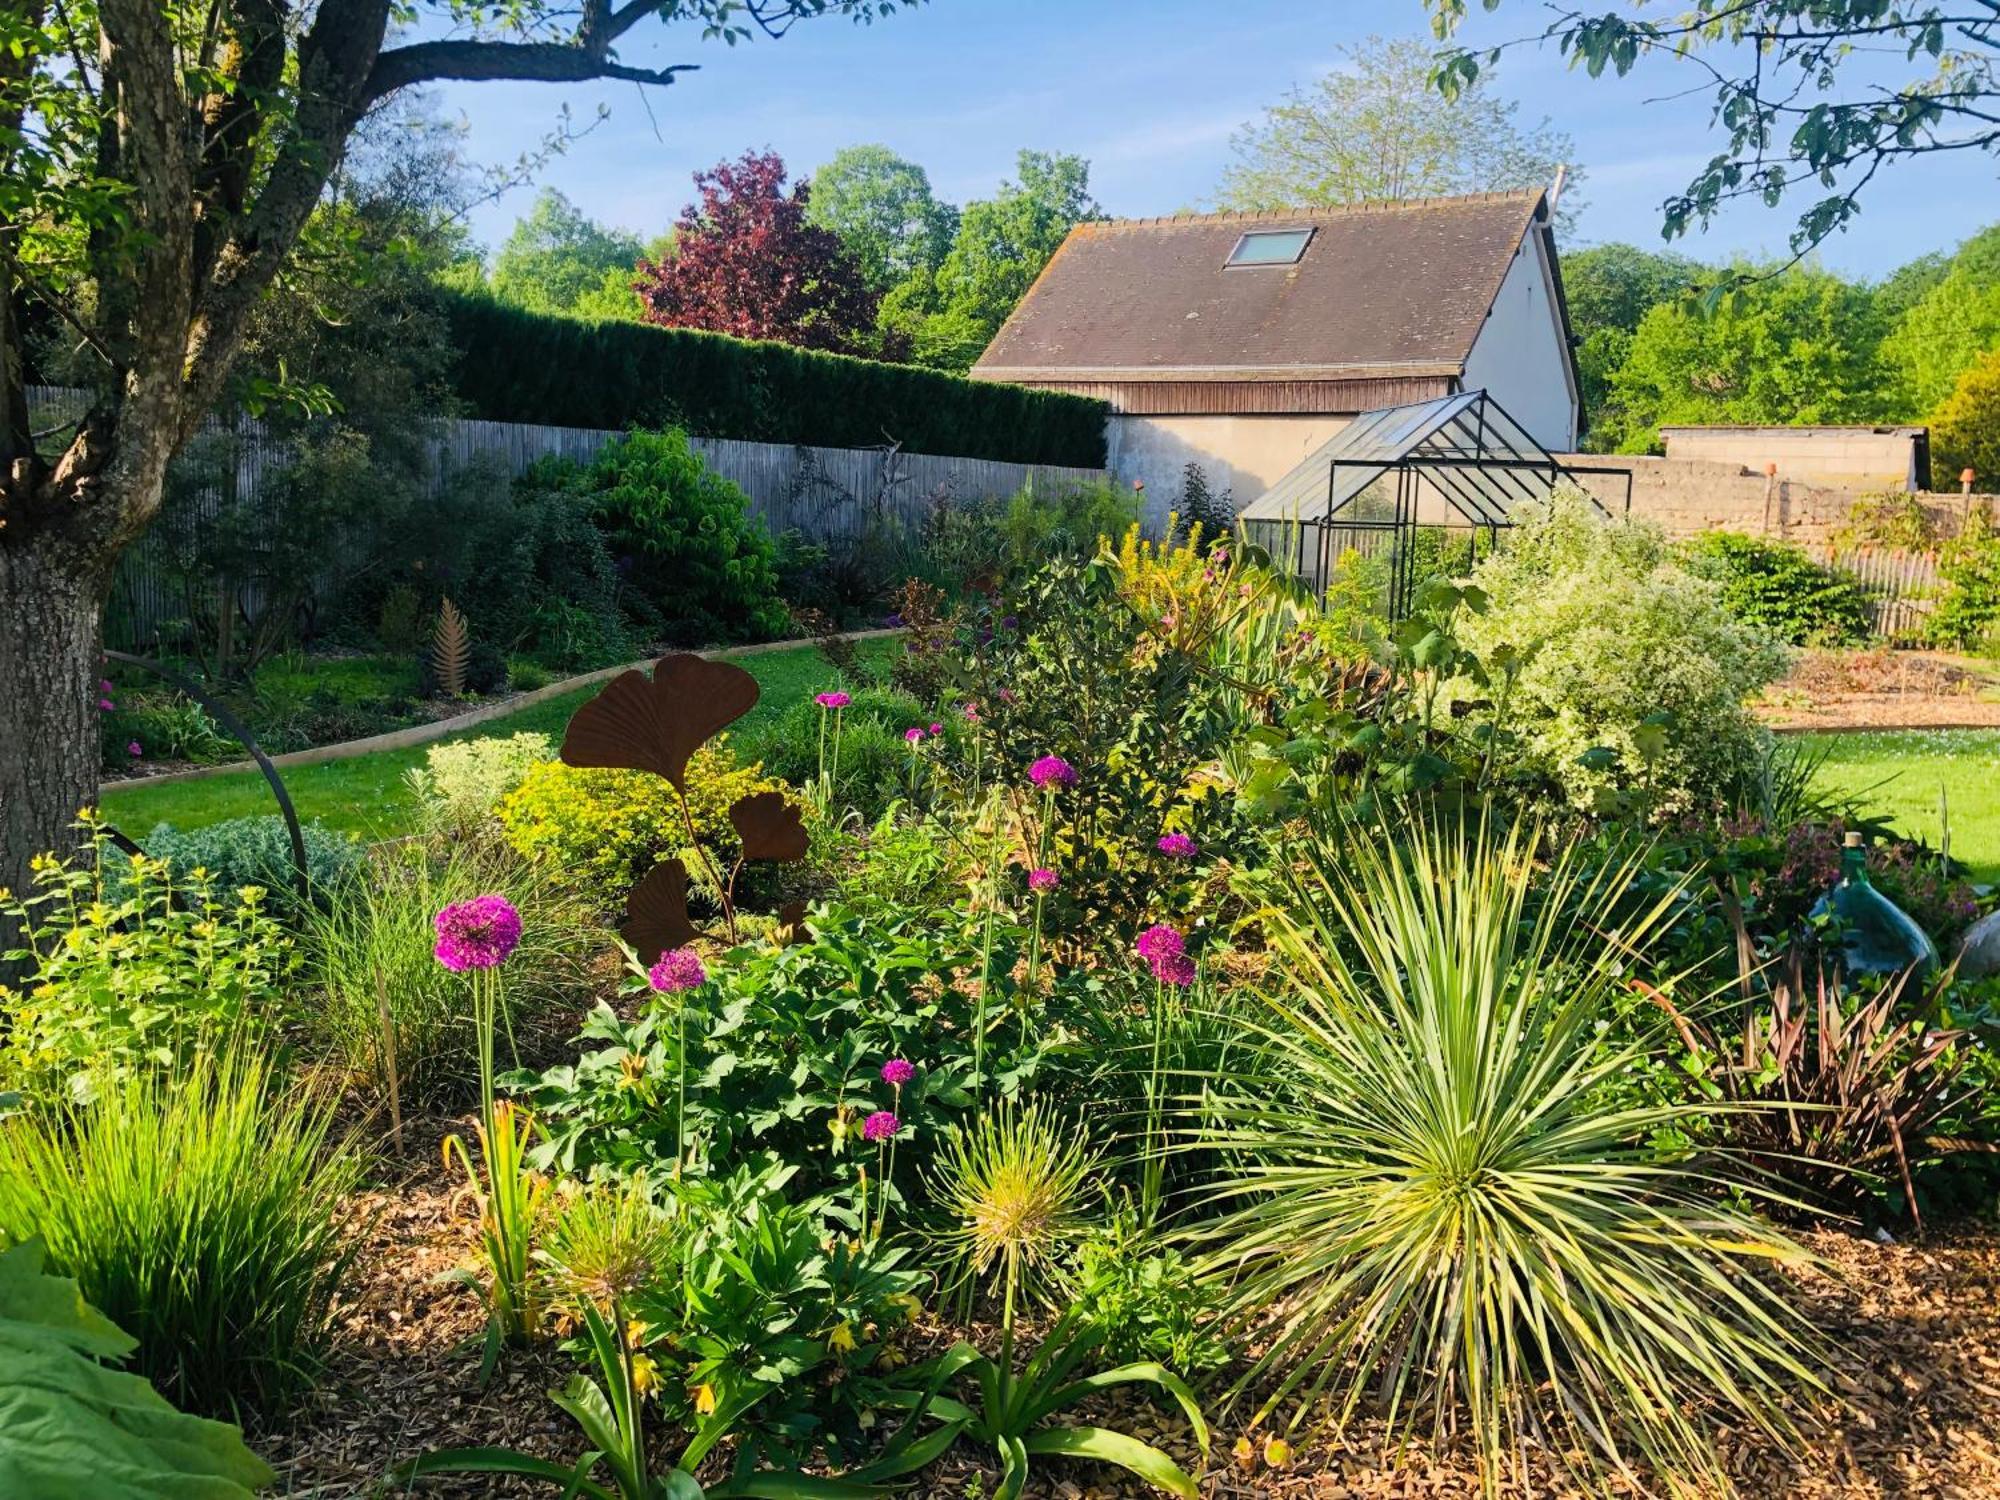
top-left (1001, 375), bottom-right (1458, 416)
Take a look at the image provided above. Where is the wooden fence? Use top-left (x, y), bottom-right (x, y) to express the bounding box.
top-left (1811, 545), bottom-right (1941, 647)
top-left (26, 389), bottom-right (1106, 647)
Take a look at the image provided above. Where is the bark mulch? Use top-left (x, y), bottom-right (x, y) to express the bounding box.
top-left (260, 1137), bottom-right (2000, 1500)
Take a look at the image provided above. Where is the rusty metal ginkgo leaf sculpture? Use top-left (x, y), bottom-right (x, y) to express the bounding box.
top-left (729, 790), bottom-right (809, 864)
top-left (622, 858), bottom-right (701, 963)
top-left (561, 652), bottom-right (811, 962)
top-left (560, 652), bottom-right (761, 791)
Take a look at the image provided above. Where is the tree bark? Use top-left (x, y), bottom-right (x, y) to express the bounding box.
top-left (0, 527), bottom-right (110, 907)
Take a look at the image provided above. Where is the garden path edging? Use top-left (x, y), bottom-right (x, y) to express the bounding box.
top-left (102, 628), bottom-right (902, 791)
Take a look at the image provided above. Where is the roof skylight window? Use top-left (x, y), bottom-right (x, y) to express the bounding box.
top-left (1226, 228), bottom-right (1313, 266)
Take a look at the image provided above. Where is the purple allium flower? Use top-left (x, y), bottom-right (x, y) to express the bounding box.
top-left (863, 1110), bottom-right (900, 1142)
top-left (434, 894), bottom-right (524, 971)
top-left (880, 1058), bottom-right (915, 1087)
top-left (905, 726), bottom-right (926, 744)
top-left (648, 947), bottom-right (707, 993)
top-left (1028, 867), bottom-right (1060, 893)
top-left (126, 740), bottom-right (143, 758)
top-left (1136, 924), bottom-right (1184, 964)
top-left (98, 698), bottom-right (114, 712)
top-left (1156, 833), bottom-right (1198, 859)
top-left (99, 679), bottom-right (113, 694)
top-left (815, 691), bottom-right (851, 709)
top-left (928, 721), bottom-right (943, 736)
top-left (1153, 952), bottom-right (1197, 987)
top-left (1028, 755), bottom-right (1078, 788)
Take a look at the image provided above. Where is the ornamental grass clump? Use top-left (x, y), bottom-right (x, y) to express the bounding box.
top-left (0, 1044), bottom-right (360, 1419)
top-left (1190, 814), bottom-right (1826, 1496)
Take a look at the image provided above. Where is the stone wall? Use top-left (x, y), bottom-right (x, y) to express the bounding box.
top-left (1557, 453), bottom-right (1985, 544)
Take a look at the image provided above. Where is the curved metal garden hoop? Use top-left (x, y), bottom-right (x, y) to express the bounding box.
top-left (103, 650), bottom-right (310, 905)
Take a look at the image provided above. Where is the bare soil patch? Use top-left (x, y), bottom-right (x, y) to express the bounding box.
top-left (1760, 650), bottom-right (2000, 732)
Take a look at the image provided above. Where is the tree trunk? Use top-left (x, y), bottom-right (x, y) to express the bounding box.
top-left (0, 530), bottom-right (109, 909)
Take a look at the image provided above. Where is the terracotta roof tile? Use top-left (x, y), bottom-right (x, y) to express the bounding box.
top-left (973, 190), bottom-right (1547, 379)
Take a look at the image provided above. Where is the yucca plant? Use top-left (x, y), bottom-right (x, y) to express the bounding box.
top-left (0, 1044), bottom-right (361, 1418)
top-left (880, 1100), bottom-right (1209, 1499)
top-left (1188, 814), bottom-right (1826, 1496)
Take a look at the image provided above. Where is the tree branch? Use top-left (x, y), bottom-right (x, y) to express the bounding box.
top-left (365, 39), bottom-right (698, 104)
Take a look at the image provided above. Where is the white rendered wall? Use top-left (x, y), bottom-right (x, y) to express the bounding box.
top-left (1461, 234), bottom-right (1579, 452)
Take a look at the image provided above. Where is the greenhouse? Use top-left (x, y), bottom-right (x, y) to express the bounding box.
top-left (1239, 388), bottom-right (1633, 619)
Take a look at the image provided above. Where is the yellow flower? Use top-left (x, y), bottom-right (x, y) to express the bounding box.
top-left (885, 1291), bottom-right (924, 1321)
top-left (1263, 1437), bottom-right (1293, 1468)
top-left (693, 1382), bottom-right (718, 1415)
top-left (1232, 1437), bottom-right (1256, 1472)
top-left (630, 1353), bottom-right (660, 1395)
top-left (827, 1320), bottom-right (857, 1353)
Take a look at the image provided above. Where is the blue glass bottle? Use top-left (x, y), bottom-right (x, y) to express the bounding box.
top-left (1810, 831), bottom-right (1938, 977)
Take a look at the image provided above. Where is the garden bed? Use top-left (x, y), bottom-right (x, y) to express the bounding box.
top-left (264, 1106), bottom-right (2000, 1500)
top-left (1760, 649), bottom-right (2000, 732)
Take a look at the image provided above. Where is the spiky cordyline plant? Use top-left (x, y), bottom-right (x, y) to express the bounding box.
top-left (1187, 814), bottom-right (1826, 1497)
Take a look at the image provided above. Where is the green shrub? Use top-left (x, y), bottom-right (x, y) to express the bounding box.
top-left (304, 841), bottom-right (593, 1103)
top-left (1457, 487), bottom-right (1789, 814)
top-left (1929, 347), bottom-right (2000, 487)
top-left (98, 689), bottom-right (233, 770)
top-left (405, 731), bottom-right (554, 840)
top-left (1681, 531), bottom-right (1872, 645)
top-left (999, 479), bottom-right (1139, 566)
top-left (511, 903), bottom-right (1068, 1199)
top-left (123, 815), bottom-right (362, 914)
top-left (496, 746), bottom-right (780, 914)
top-left (441, 293), bottom-right (1109, 468)
top-left (571, 429), bottom-right (788, 646)
top-left (459, 458), bottom-right (633, 670)
top-left (1073, 1209), bottom-right (1231, 1375)
top-left (0, 1238), bottom-right (273, 1498)
top-left (1192, 818), bottom-right (1822, 1493)
top-left (1929, 505), bottom-right (2000, 651)
top-left (0, 1046), bottom-right (362, 1418)
top-left (744, 686), bottom-right (925, 820)
top-left (0, 823), bottom-right (295, 1107)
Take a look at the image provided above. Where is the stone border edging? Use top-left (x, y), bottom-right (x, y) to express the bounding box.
top-left (102, 628), bottom-right (903, 791)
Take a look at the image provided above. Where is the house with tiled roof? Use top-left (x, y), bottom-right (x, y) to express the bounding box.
top-left (969, 188), bottom-right (1579, 519)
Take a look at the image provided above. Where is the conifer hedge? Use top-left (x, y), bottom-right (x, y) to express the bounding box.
top-left (443, 296), bottom-right (1108, 468)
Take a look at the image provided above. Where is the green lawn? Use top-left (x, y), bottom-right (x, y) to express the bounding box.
top-left (1801, 728), bottom-right (2000, 883)
top-left (101, 640), bottom-right (892, 841)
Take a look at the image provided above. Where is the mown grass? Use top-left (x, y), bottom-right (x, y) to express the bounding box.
top-left (101, 640), bottom-right (893, 842)
top-left (1801, 728), bottom-right (2000, 883)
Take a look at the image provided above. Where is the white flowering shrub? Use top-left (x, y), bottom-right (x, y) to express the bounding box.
top-left (406, 731), bottom-right (553, 838)
top-left (1456, 486), bottom-right (1788, 814)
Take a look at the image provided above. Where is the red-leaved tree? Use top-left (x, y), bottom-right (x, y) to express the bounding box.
top-left (635, 151), bottom-right (880, 354)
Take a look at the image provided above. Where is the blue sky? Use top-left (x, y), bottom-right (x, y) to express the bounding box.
top-left (431, 0), bottom-right (1997, 277)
